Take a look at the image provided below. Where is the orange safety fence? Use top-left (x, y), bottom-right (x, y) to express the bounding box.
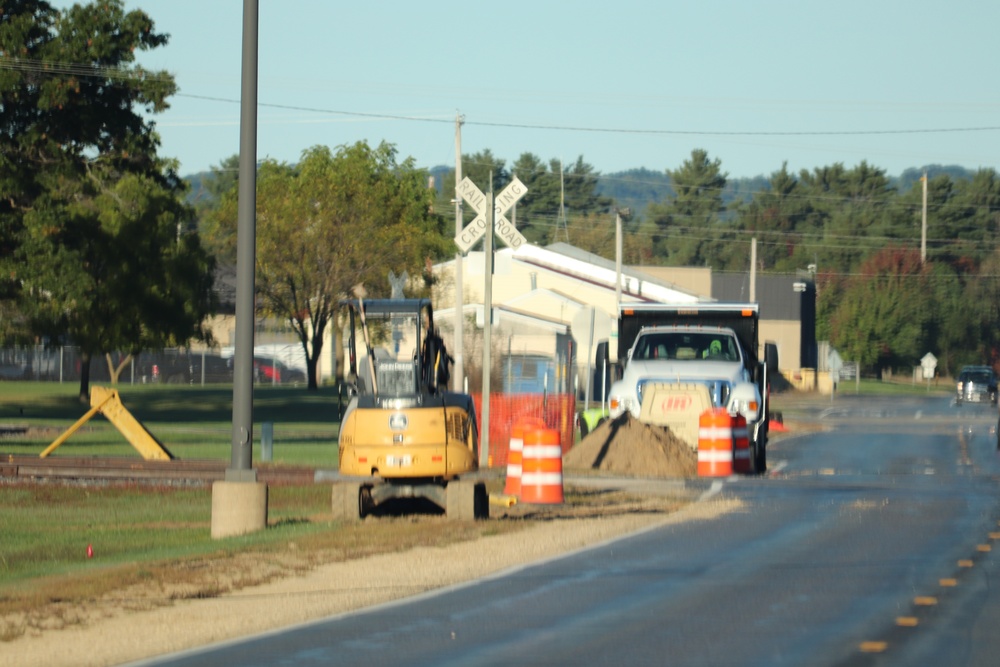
top-left (471, 393), bottom-right (576, 468)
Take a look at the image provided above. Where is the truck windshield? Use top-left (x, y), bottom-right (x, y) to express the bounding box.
top-left (634, 332), bottom-right (739, 362)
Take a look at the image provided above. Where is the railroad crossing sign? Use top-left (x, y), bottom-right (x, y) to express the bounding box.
top-left (454, 176), bottom-right (528, 253)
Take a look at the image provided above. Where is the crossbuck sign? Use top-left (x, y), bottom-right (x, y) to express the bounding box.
top-left (454, 176), bottom-right (528, 253)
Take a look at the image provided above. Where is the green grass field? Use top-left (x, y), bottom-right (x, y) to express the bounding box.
top-left (0, 382), bottom-right (343, 465)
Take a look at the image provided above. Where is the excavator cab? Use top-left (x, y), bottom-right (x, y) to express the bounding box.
top-left (335, 298), bottom-right (487, 520)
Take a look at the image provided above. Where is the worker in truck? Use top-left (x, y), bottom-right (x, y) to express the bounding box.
top-left (703, 339), bottom-right (723, 359)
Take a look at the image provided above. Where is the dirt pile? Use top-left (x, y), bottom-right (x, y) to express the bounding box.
top-left (564, 414), bottom-right (697, 478)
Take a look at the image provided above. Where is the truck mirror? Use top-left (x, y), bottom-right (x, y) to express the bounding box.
top-left (764, 342), bottom-right (779, 371)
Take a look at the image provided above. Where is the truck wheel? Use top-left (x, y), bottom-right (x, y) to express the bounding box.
top-left (753, 442), bottom-right (767, 474)
top-left (332, 482), bottom-right (364, 522)
top-left (474, 482), bottom-right (489, 520)
top-left (446, 480), bottom-right (476, 520)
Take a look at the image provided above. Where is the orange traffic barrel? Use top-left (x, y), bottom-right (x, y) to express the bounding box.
top-left (732, 414), bottom-right (751, 474)
top-left (698, 408), bottom-right (734, 477)
top-left (521, 427), bottom-right (564, 504)
top-left (503, 418), bottom-right (545, 497)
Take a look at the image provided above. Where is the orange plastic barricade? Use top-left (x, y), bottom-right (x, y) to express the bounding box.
top-left (732, 414), bottom-right (751, 474)
top-left (697, 408), bottom-right (734, 477)
top-left (503, 418), bottom-right (545, 498)
top-left (521, 427), bottom-right (564, 504)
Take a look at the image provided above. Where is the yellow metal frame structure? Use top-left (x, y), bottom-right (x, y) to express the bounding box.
top-left (40, 386), bottom-right (174, 461)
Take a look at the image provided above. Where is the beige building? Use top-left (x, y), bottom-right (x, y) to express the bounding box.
top-left (428, 243), bottom-right (815, 398)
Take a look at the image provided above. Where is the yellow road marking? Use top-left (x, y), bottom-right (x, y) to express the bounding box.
top-left (896, 617), bottom-right (919, 627)
top-left (940, 578), bottom-right (958, 587)
top-left (977, 544), bottom-right (992, 552)
top-left (958, 559), bottom-right (974, 568)
top-left (860, 641), bottom-right (888, 653)
top-left (914, 596), bottom-right (938, 606)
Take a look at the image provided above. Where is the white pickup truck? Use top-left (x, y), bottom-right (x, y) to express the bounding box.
top-left (606, 303), bottom-right (778, 472)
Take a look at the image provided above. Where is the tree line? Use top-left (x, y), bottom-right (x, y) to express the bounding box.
top-left (4, 1), bottom-right (998, 398)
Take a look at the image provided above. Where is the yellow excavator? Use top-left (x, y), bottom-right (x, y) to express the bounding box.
top-left (332, 295), bottom-right (488, 520)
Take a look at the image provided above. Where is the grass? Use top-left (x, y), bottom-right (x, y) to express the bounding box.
top-left (1, 382), bottom-right (685, 643)
top-left (0, 478), bottom-right (536, 642)
top-left (832, 377), bottom-right (953, 397)
top-left (0, 382), bottom-right (344, 465)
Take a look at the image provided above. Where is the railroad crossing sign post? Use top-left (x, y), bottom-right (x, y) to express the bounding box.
top-left (454, 176), bottom-right (528, 253)
top-left (453, 176), bottom-right (528, 467)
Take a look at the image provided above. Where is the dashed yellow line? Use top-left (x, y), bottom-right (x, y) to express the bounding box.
top-left (896, 616), bottom-right (919, 627)
top-left (939, 578), bottom-right (958, 587)
top-left (859, 641), bottom-right (888, 653)
top-left (958, 559), bottom-right (974, 568)
top-left (977, 544), bottom-right (992, 552)
top-left (914, 596), bottom-right (938, 606)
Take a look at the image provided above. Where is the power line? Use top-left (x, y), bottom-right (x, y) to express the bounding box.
top-left (176, 93), bottom-right (1000, 139)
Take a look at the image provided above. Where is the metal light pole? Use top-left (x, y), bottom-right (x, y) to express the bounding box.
top-left (212, 0), bottom-right (267, 540)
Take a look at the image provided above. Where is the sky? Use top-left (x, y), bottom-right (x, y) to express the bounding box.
top-left (81, 0), bottom-right (1000, 180)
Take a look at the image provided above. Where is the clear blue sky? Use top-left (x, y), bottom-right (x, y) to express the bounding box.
top-left (101, 1), bottom-right (1000, 179)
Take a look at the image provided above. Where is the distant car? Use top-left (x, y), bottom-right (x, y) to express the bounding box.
top-left (251, 357), bottom-right (306, 386)
top-left (956, 365), bottom-right (997, 405)
top-left (161, 353), bottom-right (233, 385)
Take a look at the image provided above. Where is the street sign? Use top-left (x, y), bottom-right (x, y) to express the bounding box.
top-left (921, 352), bottom-right (937, 380)
top-left (454, 176), bottom-right (528, 253)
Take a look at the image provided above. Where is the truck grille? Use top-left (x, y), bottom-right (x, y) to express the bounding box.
top-left (638, 379), bottom-right (731, 408)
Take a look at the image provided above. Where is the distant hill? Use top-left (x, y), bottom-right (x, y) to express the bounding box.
top-left (182, 163), bottom-right (984, 220)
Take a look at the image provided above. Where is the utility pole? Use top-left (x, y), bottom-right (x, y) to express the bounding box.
top-left (453, 114), bottom-right (464, 391)
top-left (750, 238), bottom-right (757, 303)
top-left (921, 170), bottom-right (928, 264)
top-left (556, 160), bottom-right (568, 242)
top-left (615, 210), bottom-right (623, 312)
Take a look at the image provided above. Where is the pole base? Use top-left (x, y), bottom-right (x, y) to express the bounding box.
top-left (211, 480), bottom-right (268, 539)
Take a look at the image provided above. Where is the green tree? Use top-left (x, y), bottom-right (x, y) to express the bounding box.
top-left (829, 248), bottom-right (932, 375)
top-left (17, 173), bottom-right (216, 393)
top-left (736, 163), bottom-right (817, 271)
top-left (0, 0), bottom-right (216, 399)
top-left (508, 154), bottom-right (612, 246)
top-left (646, 149), bottom-right (728, 265)
top-left (210, 142), bottom-right (450, 390)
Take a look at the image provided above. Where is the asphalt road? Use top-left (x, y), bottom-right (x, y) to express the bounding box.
top-left (134, 393), bottom-right (1000, 667)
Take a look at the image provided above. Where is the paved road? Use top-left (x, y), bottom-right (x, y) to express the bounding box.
top-left (135, 394), bottom-right (1000, 667)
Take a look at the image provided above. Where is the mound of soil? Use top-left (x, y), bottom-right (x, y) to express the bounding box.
top-left (564, 413), bottom-right (697, 478)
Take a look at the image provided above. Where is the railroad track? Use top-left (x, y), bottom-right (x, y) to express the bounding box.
top-left (0, 453), bottom-right (318, 486)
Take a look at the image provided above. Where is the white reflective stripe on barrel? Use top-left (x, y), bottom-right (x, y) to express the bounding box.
top-left (698, 426), bottom-right (733, 440)
top-left (522, 445), bottom-right (563, 459)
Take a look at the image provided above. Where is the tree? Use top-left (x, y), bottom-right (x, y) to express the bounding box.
top-left (646, 149), bottom-right (728, 265)
top-left (829, 248), bottom-right (932, 375)
top-left (504, 154), bottom-right (612, 246)
top-left (210, 142), bottom-right (450, 390)
top-left (0, 0), bottom-right (216, 399)
top-left (17, 173), bottom-right (217, 393)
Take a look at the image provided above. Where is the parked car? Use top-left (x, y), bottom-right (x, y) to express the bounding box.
top-left (251, 356), bottom-right (306, 386)
top-left (161, 353), bottom-right (233, 385)
top-left (956, 365), bottom-right (997, 405)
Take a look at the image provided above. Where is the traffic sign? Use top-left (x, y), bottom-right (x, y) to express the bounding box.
top-left (454, 177), bottom-right (528, 253)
